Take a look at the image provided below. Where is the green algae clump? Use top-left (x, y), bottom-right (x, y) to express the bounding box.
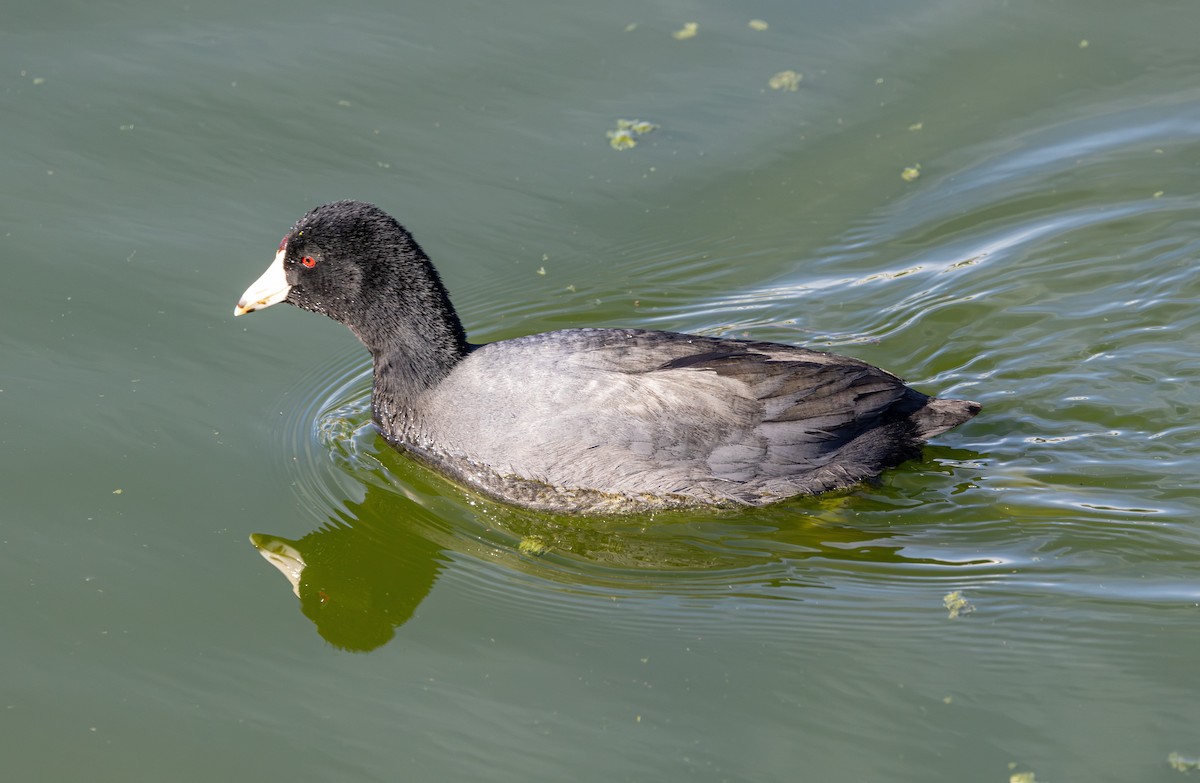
top-left (768, 70), bottom-right (803, 91)
top-left (606, 119), bottom-right (659, 151)
top-left (943, 590), bottom-right (974, 619)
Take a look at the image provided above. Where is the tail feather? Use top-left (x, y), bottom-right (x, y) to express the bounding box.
top-left (911, 397), bottom-right (981, 440)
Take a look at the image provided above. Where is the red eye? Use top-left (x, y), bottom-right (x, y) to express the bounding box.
top-left (301, 256), bottom-right (317, 268)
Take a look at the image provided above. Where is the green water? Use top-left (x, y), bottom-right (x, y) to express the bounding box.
top-left (4, 1), bottom-right (1199, 780)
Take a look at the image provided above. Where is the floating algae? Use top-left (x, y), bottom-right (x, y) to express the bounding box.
top-left (518, 537), bottom-right (550, 556)
top-left (748, 19), bottom-right (769, 31)
top-left (606, 118), bottom-right (659, 151)
top-left (672, 22), bottom-right (698, 40)
top-left (768, 70), bottom-right (803, 91)
top-left (901, 163), bottom-right (922, 182)
top-left (943, 590), bottom-right (974, 619)
top-left (607, 129), bottom-right (637, 151)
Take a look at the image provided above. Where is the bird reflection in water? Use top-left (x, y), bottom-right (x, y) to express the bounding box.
top-left (248, 449), bottom-right (985, 653)
top-left (250, 486), bottom-right (448, 653)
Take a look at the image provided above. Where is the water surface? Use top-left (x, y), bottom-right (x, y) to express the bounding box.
top-left (3, 1), bottom-right (1199, 781)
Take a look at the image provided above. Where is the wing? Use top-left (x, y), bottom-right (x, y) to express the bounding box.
top-left (645, 343), bottom-right (926, 485)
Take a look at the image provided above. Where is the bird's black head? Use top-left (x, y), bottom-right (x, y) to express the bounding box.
top-left (236, 200), bottom-right (470, 381)
top-left (238, 200), bottom-right (420, 324)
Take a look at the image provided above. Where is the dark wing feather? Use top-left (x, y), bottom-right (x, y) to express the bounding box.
top-left (652, 343), bottom-right (930, 487)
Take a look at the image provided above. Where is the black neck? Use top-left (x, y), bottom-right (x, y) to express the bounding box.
top-left (346, 252), bottom-right (471, 431)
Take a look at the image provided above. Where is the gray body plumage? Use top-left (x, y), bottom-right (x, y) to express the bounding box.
top-left (378, 328), bottom-right (978, 513)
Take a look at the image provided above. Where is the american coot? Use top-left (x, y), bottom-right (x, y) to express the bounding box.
top-left (236, 200), bottom-right (980, 514)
